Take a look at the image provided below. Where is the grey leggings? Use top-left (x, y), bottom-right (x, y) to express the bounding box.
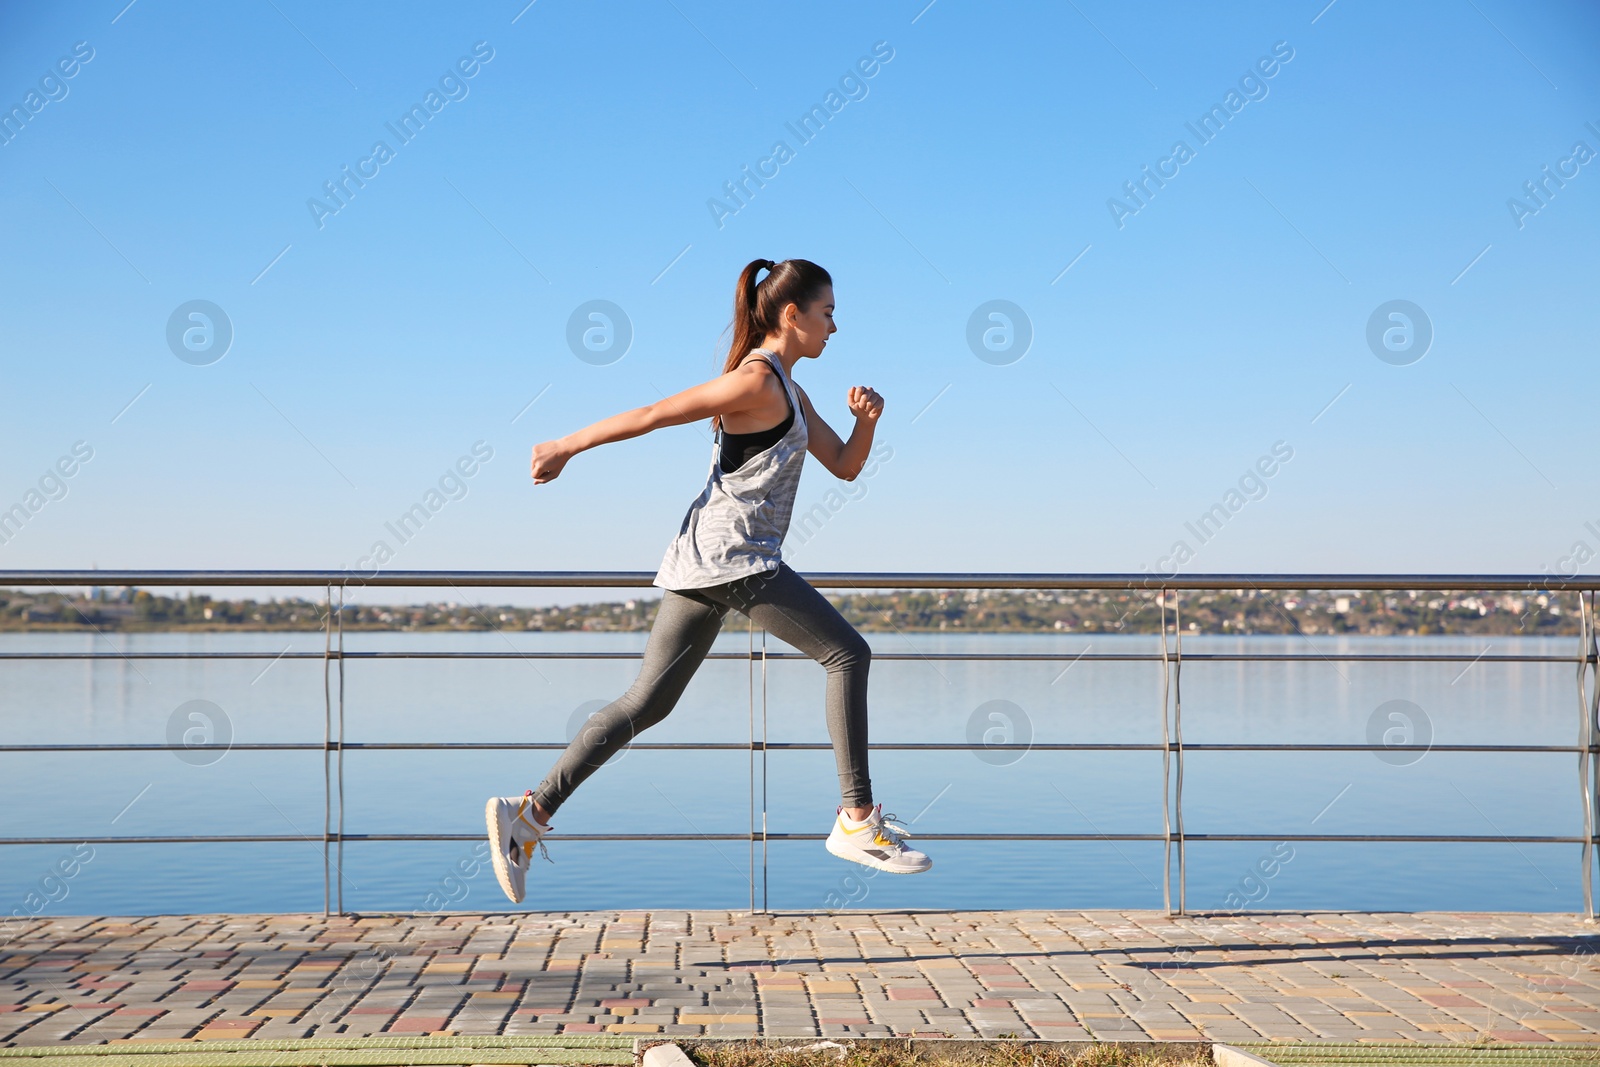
top-left (531, 561), bottom-right (873, 815)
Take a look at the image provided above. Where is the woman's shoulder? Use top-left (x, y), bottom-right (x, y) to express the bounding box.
top-left (732, 352), bottom-right (786, 393)
top-left (734, 350), bottom-right (780, 375)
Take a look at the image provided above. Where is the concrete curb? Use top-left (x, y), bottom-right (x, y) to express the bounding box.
top-left (1212, 1045), bottom-right (1283, 1067)
top-left (641, 1044), bottom-right (700, 1067)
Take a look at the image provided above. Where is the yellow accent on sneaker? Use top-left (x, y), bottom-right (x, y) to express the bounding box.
top-left (837, 809), bottom-right (892, 846)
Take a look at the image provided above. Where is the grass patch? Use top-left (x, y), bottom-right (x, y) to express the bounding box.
top-left (1233, 1043), bottom-right (1600, 1066)
top-left (663, 1039), bottom-right (1212, 1067)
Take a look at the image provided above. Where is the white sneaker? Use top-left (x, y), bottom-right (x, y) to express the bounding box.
top-left (825, 803), bottom-right (932, 874)
top-left (485, 791), bottom-right (553, 904)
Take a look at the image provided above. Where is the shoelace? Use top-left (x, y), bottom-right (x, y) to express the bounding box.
top-left (522, 833), bottom-right (554, 865)
top-left (871, 812), bottom-right (913, 850)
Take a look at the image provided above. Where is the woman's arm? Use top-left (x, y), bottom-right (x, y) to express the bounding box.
top-left (796, 384), bottom-right (884, 481)
top-left (530, 364), bottom-right (773, 483)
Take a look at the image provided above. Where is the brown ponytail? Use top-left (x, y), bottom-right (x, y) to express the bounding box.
top-left (710, 257), bottom-right (833, 434)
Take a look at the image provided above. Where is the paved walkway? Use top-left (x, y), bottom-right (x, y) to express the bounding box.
top-left (5, 911), bottom-right (1600, 1047)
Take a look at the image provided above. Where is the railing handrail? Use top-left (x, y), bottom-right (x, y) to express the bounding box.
top-left (0, 651), bottom-right (1585, 661)
top-left (0, 569), bottom-right (1594, 591)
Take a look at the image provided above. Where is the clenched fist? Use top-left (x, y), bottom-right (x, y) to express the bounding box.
top-left (847, 385), bottom-right (884, 422)
top-left (530, 440), bottom-right (572, 484)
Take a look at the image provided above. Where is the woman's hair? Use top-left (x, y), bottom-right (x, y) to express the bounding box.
top-left (710, 258), bottom-right (832, 434)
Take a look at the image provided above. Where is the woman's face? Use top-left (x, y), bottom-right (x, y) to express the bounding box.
top-left (784, 284), bottom-right (836, 359)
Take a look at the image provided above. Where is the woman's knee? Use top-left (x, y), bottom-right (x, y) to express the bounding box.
top-left (613, 682), bottom-right (674, 734)
top-left (823, 630), bottom-right (871, 673)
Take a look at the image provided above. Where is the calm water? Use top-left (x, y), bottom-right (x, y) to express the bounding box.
top-left (0, 630), bottom-right (1589, 918)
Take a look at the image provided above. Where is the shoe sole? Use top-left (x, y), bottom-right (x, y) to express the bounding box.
top-left (825, 836), bottom-right (933, 874)
top-left (484, 798), bottom-right (524, 904)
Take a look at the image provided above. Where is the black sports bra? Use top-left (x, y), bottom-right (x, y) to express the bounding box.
top-left (718, 356), bottom-right (794, 473)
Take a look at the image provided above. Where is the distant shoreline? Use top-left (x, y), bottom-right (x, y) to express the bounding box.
top-left (1, 585), bottom-right (1577, 637)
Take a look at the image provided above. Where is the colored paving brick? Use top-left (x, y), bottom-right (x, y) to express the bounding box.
top-left (386, 1016), bottom-right (450, 1032)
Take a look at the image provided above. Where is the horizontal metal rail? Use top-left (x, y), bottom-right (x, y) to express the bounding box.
top-left (3, 569), bottom-right (1598, 590)
top-left (0, 651), bottom-right (1585, 662)
top-left (0, 742), bottom-right (1591, 753)
top-left (0, 833), bottom-right (1584, 845)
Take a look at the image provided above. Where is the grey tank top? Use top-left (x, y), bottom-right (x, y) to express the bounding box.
top-left (653, 349), bottom-right (809, 591)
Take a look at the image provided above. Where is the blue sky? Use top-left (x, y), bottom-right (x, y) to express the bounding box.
top-left (1, 0), bottom-right (1597, 601)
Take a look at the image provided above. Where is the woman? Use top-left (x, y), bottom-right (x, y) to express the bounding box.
top-left (486, 258), bottom-right (932, 905)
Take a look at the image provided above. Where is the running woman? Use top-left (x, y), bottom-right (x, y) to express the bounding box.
top-left (486, 258), bottom-right (931, 904)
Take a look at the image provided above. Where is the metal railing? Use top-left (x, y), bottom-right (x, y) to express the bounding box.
top-left (2, 570), bottom-right (1597, 919)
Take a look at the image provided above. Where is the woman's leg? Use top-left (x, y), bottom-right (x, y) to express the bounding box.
top-left (697, 562), bottom-right (873, 810)
top-left (530, 588), bottom-right (728, 819)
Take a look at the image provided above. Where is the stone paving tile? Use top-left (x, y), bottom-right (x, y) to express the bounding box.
top-left (4, 910), bottom-right (1600, 1044)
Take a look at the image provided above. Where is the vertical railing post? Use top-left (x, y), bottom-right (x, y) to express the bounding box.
top-left (321, 583), bottom-right (333, 918)
top-left (748, 616), bottom-right (755, 916)
top-left (1175, 593), bottom-right (1186, 915)
top-left (1581, 591), bottom-right (1598, 921)
top-left (1587, 588), bottom-right (1600, 921)
top-left (1159, 587), bottom-right (1172, 915)
top-left (761, 626), bottom-right (769, 915)
top-left (1590, 590), bottom-right (1600, 922)
top-left (335, 583), bottom-right (346, 917)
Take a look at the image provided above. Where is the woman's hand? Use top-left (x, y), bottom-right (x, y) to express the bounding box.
top-left (846, 385), bottom-right (884, 422)
top-left (530, 440), bottom-right (573, 484)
